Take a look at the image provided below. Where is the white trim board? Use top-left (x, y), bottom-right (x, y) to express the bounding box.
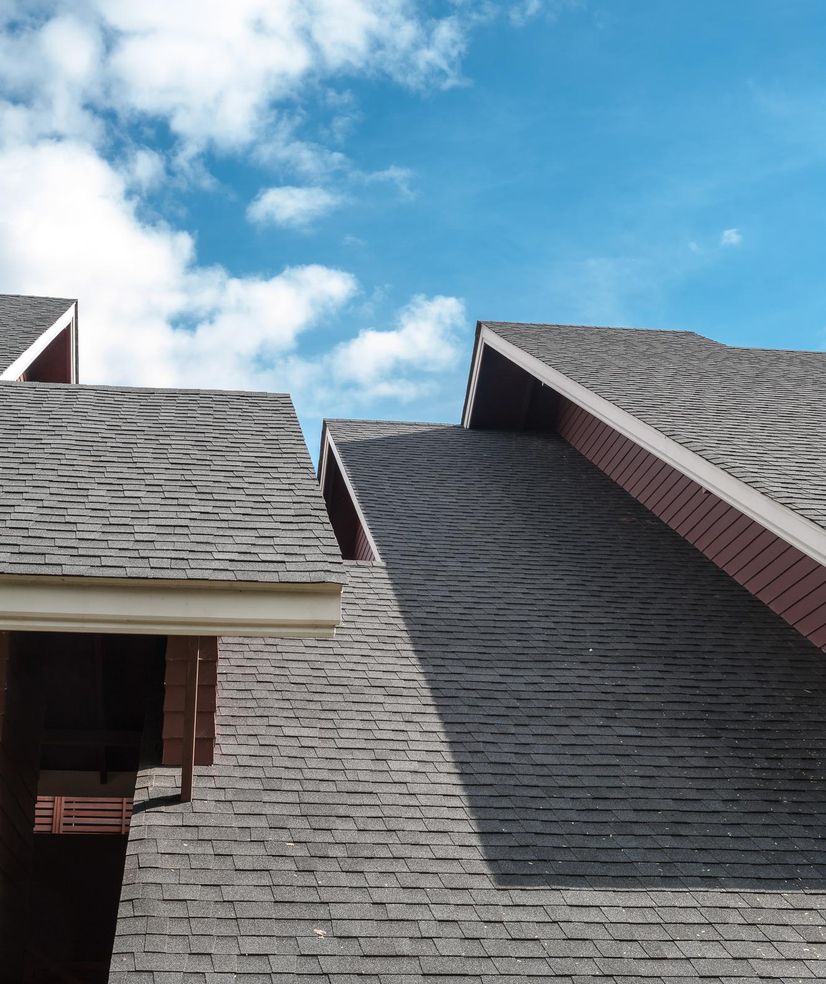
top-left (319, 429), bottom-right (382, 562)
top-left (0, 575), bottom-right (342, 637)
top-left (0, 301), bottom-right (77, 381)
top-left (465, 325), bottom-right (826, 571)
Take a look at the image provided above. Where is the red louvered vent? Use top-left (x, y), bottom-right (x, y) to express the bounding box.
top-left (34, 796), bottom-right (132, 835)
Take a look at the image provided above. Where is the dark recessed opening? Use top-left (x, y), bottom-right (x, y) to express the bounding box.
top-left (18, 326), bottom-right (73, 384)
top-left (468, 345), bottom-right (559, 431)
top-left (0, 631), bottom-right (165, 984)
top-left (321, 451), bottom-right (375, 561)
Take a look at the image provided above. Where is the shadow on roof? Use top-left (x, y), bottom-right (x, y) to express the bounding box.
top-left (336, 424), bottom-right (826, 891)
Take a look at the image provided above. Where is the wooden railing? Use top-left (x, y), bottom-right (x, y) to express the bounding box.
top-left (34, 795), bottom-right (132, 835)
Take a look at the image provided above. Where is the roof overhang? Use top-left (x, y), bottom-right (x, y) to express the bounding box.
top-left (464, 323), bottom-right (826, 571)
top-left (318, 424), bottom-right (382, 562)
top-left (0, 300), bottom-right (78, 382)
top-left (0, 574), bottom-right (342, 637)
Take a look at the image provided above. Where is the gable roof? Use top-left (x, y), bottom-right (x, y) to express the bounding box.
top-left (0, 293), bottom-right (75, 374)
top-left (0, 381), bottom-right (343, 585)
top-left (471, 320), bottom-right (826, 553)
top-left (112, 420), bottom-right (826, 981)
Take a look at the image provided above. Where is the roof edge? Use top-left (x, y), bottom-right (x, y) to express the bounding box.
top-left (318, 425), bottom-right (382, 563)
top-left (467, 325), bottom-right (826, 571)
top-left (0, 300), bottom-right (77, 381)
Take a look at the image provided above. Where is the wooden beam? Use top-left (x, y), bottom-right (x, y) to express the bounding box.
top-left (93, 636), bottom-right (107, 784)
top-left (180, 636), bottom-right (200, 803)
top-left (41, 729), bottom-right (141, 747)
top-left (0, 631), bottom-right (8, 729)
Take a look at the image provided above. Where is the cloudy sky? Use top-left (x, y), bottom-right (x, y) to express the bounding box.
top-left (1, 1), bottom-right (825, 454)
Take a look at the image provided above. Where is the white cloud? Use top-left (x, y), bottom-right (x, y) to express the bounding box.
top-left (332, 294), bottom-right (466, 397)
top-left (362, 164), bottom-right (415, 198)
top-left (720, 227), bottom-right (743, 247)
top-left (0, 3), bottom-right (470, 407)
top-left (0, 139), bottom-right (356, 388)
top-left (19, 0), bottom-right (464, 150)
top-left (247, 185), bottom-right (343, 229)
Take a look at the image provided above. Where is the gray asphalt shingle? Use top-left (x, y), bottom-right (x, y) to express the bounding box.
top-left (0, 381), bottom-right (343, 583)
top-left (483, 320), bottom-right (826, 534)
top-left (111, 421), bottom-right (826, 982)
top-left (0, 292), bottom-right (74, 373)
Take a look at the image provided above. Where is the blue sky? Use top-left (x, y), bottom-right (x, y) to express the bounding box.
top-left (1, 1), bottom-right (825, 456)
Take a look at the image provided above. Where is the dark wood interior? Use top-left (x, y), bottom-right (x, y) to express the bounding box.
top-left (18, 325), bottom-right (73, 383)
top-left (0, 631), bottom-right (164, 984)
top-left (467, 345), bottom-right (559, 431)
top-left (322, 449), bottom-right (375, 561)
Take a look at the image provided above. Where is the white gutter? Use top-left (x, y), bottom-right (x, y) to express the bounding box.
top-left (0, 575), bottom-right (342, 637)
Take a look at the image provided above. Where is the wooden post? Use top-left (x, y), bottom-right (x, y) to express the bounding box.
top-left (180, 637), bottom-right (200, 803)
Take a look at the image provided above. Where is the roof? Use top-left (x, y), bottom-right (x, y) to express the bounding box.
top-left (0, 292), bottom-right (75, 373)
top-left (0, 381), bottom-right (343, 584)
top-left (111, 422), bottom-right (826, 981)
top-left (481, 320), bottom-right (826, 534)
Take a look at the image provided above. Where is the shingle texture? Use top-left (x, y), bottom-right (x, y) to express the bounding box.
top-left (0, 382), bottom-right (343, 582)
top-left (112, 422), bottom-right (826, 982)
top-left (0, 293), bottom-right (74, 373)
top-left (484, 320), bottom-right (826, 534)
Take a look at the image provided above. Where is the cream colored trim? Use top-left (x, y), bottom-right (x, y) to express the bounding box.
top-left (319, 430), bottom-right (382, 562)
top-left (0, 575), bottom-right (342, 636)
top-left (468, 325), bottom-right (826, 570)
top-left (462, 329), bottom-right (485, 429)
top-left (0, 302), bottom-right (77, 381)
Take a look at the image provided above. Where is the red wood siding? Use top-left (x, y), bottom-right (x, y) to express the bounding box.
top-left (353, 523), bottom-right (374, 561)
top-left (162, 636), bottom-right (217, 767)
top-left (557, 397), bottom-right (826, 651)
top-left (322, 451), bottom-right (376, 561)
top-left (17, 324), bottom-right (73, 383)
top-left (34, 796), bottom-right (132, 835)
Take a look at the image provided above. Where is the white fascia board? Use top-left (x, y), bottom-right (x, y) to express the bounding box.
top-left (0, 301), bottom-right (77, 381)
top-left (319, 429), bottom-right (382, 562)
top-left (469, 325), bottom-right (826, 570)
top-left (0, 575), bottom-right (342, 637)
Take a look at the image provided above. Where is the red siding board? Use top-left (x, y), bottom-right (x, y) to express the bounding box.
top-left (770, 568), bottom-right (826, 616)
top-left (612, 443), bottom-right (650, 489)
top-left (603, 435), bottom-right (639, 480)
top-left (703, 513), bottom-right (757, 563)
top-left (688, 503), bottom-right (743, 553)
top-left (672, 491), bottom-right (721, 540)
top-left (624, 455), bottom-right (668, 502)
top-left (786, 583), bottom-right (826, 629)
top-left (759, 556), bottom-right (821, 604)
top-left (744, 548), bottom-right (803, 597)
top-left (728, 535), bottom-right (795, 584)
top-left (646, 471), bottom-right (695, 518)
top-left (556, 395), bottom-right (826, 654)
top-left (629, 456), bottom-right (674, 504)
top-left (655, 477), bottom-right (701, 525)
top-left (353, 524), bottom-right (374, 561)
top-left (714, 523), bottom-right (771, 571)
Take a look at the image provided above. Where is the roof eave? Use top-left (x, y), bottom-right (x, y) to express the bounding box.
top-left (0, 574), bottom-right (343, 637)
top-left (470, 324), bottom-right (826, 570)
top-left (0, 299), bottom-right (78, 381)
top-left (460, 320), bottom-right (484, 427)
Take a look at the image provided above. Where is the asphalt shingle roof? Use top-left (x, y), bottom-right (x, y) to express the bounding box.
top-left (484, 320), bottom-right (826, 534)
top-left (111, 421), bottom-right (826, 982)
top-left (0, 381), bottom-right (343, 583)
top-left (0, 293), bottom-right (74, 373)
